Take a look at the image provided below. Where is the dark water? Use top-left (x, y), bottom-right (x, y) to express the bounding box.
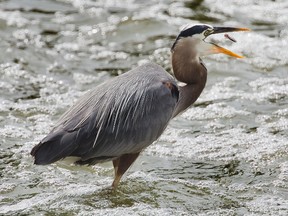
top-left (0, 0), bottom-right (287, 215)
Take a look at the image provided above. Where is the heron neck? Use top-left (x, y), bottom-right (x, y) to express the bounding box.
top-left (171, 37), bottom-right (207, 84)
top-left (171, 39), bottom-right (207, 116)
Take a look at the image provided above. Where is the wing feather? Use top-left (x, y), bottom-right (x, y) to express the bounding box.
top-left (31, 63), bottom-right (178, 165)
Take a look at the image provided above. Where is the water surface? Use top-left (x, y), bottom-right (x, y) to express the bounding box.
top-left (0, 0), bottom-right (288, 215)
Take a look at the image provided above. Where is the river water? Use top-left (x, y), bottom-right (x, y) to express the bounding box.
top-left (0, 0), bottom-right (288, 215)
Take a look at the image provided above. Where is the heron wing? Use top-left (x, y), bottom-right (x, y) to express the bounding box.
top-left (31, 63), bottom-right (178, 165)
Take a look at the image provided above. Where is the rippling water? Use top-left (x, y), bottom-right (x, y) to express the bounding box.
top-left (0, 0), bottom-right (288, 215)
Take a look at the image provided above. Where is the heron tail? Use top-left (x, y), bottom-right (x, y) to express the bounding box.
top-left (31, 130), bottom-right (78, 165)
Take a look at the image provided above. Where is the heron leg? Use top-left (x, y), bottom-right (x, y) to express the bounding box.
top-left (112, 152), bottom-right (140, 189)
top-left (112, 157), bottom-right (120, 176)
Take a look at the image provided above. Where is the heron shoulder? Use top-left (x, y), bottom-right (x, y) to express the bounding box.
top-left (119, 62), bottom-right (175, 83)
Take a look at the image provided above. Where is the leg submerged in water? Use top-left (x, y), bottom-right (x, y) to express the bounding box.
top-left (112, 152), bottom-right (140, 188)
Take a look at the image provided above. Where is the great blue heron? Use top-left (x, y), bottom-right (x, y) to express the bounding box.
top-left (31, 24), bottom-right (249, 188)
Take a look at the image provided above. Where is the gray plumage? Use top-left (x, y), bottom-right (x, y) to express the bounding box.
top-left (31, 24), bottom-right (248, 188)
top-left (31, 63), bottom-right (178, 165)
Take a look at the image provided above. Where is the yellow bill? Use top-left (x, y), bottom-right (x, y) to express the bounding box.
top-left (211, 43), bottom-right (244, 58)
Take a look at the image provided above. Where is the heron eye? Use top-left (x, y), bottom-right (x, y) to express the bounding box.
top-left (204, 29), bottom-right (213, 37)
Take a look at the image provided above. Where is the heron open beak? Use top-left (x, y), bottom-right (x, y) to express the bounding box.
top-left (206, 27), bottom-right (250, 58)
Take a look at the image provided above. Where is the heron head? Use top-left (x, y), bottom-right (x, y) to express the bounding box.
top-left (171, 24), bottom-right (250, 58)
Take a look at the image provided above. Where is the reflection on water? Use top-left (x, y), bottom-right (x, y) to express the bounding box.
top-left (0, 0), bottom-right (288, 215)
